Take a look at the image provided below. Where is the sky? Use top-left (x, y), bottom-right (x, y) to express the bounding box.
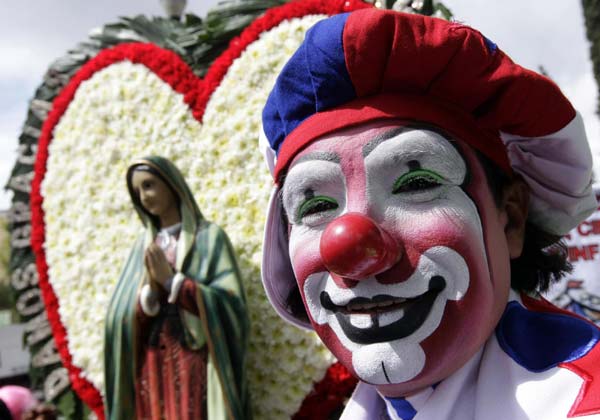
top-left (0, 0), bottom-right (598, 210)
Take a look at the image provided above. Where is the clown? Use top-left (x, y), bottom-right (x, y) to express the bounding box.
top-left (260, 9), bottom-right (600, 420)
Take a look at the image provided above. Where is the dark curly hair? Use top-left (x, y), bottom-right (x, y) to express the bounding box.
top-left (477, 152), bottom-right (571, 293)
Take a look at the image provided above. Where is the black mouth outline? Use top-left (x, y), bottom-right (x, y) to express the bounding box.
top-left (319, 276), bottom-right (446, 344)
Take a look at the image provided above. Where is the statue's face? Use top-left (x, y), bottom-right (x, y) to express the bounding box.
top-left (282, 121), bottom-right (512, 396)
top-left (131, 170), bottom-right (177, 221)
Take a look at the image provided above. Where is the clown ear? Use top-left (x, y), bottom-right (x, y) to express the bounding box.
top-left (502, 112), bottom-right (596, 236)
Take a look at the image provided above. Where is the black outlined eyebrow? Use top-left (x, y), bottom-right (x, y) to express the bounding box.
top-left (293, 151), bottom-right (340, 165)
top-left (362, 127), bottom-right (409, 157)
top-left (362, 124), bottom-right (454, 158)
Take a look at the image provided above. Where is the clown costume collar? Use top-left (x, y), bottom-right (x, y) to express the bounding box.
top-left (341, 290), bottom-right (600, 420)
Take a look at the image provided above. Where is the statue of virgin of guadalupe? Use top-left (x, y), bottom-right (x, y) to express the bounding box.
top-left (104, 156), bottom-right (251, 420)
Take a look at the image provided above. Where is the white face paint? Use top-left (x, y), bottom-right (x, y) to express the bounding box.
top-left (284, 123), bottom-right (509, 393)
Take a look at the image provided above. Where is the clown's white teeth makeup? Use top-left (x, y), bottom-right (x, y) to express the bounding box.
top-left (378, 309), bottom-right (406, 327)
top-left (346, 309), bottom-right (404, 329)
top-left (349, 313), bottom-right (373, 328)
top-left (347, 309), bottom-right (406, 329)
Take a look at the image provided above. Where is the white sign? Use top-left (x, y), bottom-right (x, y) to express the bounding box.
top-left (0, 324), bottom-right (30, 379)
top-left (546, 186), bottom-right (600, 324)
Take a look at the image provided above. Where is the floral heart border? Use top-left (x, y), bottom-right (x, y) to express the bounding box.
top-left (30, 0), bottom-right (370, 418)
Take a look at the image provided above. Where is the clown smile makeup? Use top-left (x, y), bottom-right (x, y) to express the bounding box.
top-left (301, 246), bottom-right (470, 385)
top-left (303, 247), bottom-right (469, 337)
top-left (320, 276), bottom-right (446, 344)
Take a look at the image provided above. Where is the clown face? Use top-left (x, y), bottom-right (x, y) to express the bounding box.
top-left (282, 121), bottom-right (513, 396)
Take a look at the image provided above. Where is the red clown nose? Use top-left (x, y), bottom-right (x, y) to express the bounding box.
top-left (320, 213), bottom-right (401, 280)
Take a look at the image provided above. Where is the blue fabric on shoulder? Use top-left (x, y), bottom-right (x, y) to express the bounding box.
top-left (385, 396), bottom-right (417, 420)
top-left (482, 35), bottom-right (497, 53)
top-left (262, 12), bottom-right (356, 154)
top-left (496, 300), bottom-right (600, 372)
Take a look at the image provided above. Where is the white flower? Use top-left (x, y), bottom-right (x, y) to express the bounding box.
top-left (42, 14), bottom-right (335, 419)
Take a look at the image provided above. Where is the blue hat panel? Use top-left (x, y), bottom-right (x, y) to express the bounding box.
top-left (262, 12), bottom-right (356, 154)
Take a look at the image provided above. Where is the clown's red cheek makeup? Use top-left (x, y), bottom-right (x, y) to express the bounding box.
top-left (282, 124), bottom-right (510, 390)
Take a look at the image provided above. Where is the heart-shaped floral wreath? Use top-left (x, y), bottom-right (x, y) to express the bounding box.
top-left (28, 0), bottom-right (375, 418)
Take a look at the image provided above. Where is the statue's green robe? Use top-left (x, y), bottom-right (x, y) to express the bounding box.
top-left (104, 156), bottom-right (250, 419)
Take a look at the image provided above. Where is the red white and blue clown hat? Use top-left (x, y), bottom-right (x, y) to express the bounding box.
top-left (260, 8), bottom-right (596, 328)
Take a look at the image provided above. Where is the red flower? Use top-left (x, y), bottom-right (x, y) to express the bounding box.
top-left (31, 1), bottom-right (370, 417)
top-left (293, 362), bottom-right (358, 419)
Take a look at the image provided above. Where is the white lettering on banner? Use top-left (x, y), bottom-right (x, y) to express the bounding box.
top-left (44, 368), bottom-right (70, 401)
top-left (11, 263), bottom-right (39, 290)
top-left (11, 224), bottom-right (31, 249)
top-left (16, 288), bottom-right (45, 317)
top-left (8, 201), bottom-right (31, 223)
top-left (31, 339), bottom-right (61, 368)
top-left (7, 172), bottom-right (34, 193)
